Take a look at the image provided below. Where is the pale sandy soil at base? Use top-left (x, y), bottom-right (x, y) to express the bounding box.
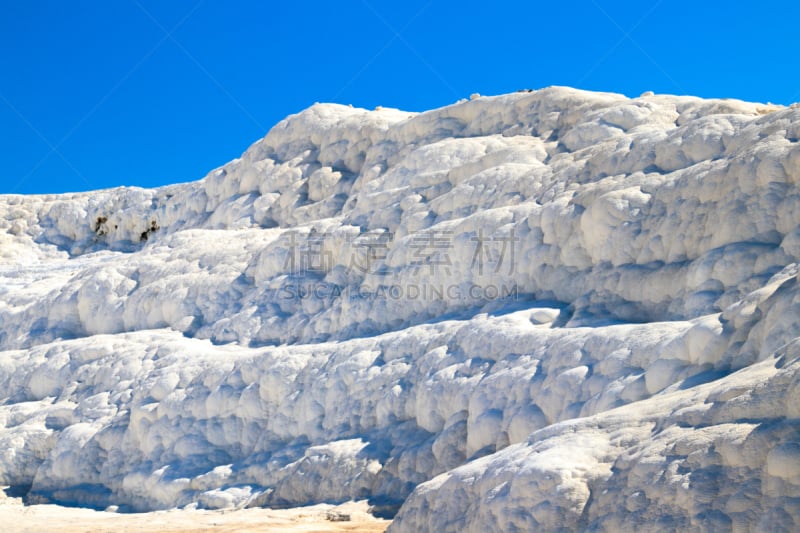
top-left (0, 490), bottom-right (390, 533)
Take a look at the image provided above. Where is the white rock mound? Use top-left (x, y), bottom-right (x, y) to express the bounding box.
top-left (0, 87), bottom-right (798, 530)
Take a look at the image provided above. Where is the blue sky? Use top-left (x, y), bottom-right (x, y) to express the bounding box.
top-left (2, 0), bottom-right (799, 195)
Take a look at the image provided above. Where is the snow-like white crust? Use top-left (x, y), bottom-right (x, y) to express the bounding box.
top-left (0, 87), bottom-right (798, 529)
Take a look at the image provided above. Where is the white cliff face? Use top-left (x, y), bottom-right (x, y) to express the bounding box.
top-left (0, 87), bottom-right (799, 529)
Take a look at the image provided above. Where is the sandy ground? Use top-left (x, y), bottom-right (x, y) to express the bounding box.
top-left (0, 488), bottom-right (390, 533)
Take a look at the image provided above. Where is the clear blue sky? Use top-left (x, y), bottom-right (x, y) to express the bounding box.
top-left (2, 0), bottom-right (799, 195)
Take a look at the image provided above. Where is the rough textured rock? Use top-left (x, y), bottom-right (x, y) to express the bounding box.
top-left (0, 87), bottom-right (798, 530)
